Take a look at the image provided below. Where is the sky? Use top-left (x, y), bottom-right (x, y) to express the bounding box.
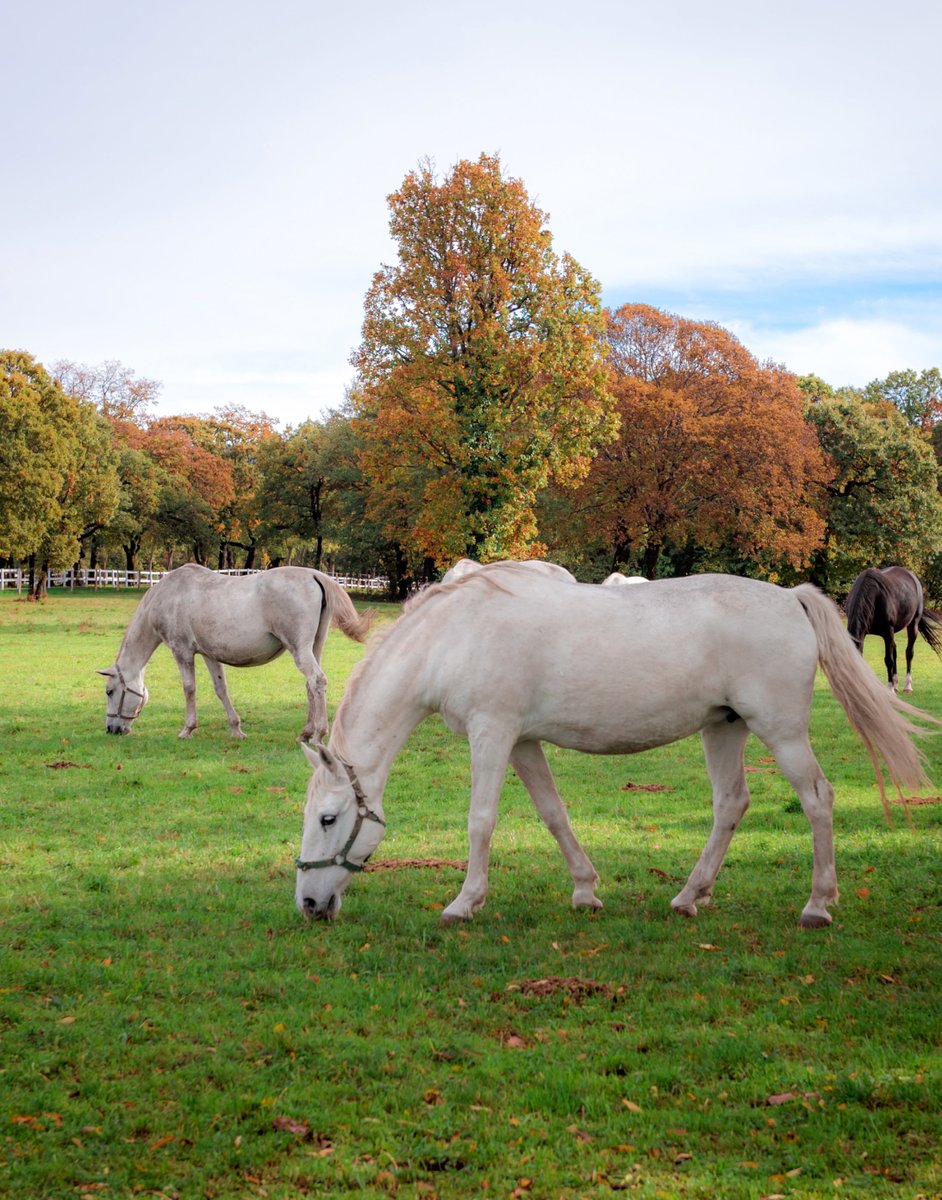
top-left (3, 0), bottom-right (941, 429)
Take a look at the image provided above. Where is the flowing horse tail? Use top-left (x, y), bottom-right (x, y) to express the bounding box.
top-left (317, 572), bottom-right (374, 644)
top-left (792, 583), bottom-right (939, 820)
top-left (918, 605), bottom-right (942, 657)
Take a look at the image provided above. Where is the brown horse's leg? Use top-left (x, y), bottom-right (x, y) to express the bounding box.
top-left (903, 623), bottom-right (918, 692)
top-left (883, 634), bottom-right (898, 691)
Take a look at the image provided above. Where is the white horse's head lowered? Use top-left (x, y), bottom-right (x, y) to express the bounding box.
top-left (97, 667), bottom-right (148, 734)
top-left (295, 742), bottom-right (386, 920)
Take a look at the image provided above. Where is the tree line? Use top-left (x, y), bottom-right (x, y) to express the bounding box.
top-left (3, 154), bottom-right (941, 600)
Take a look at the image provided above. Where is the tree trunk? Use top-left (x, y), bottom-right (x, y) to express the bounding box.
top-left (642, 542), bottom-right (660, 580)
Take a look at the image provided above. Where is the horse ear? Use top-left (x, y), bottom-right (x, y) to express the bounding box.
top-left (96, 668), bottom-right (116, 678)
top-left (299, 740), bottom-right (334, 771)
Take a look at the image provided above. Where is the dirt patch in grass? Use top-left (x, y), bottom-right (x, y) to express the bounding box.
top-left (366, 857), bottom-right (468, 871)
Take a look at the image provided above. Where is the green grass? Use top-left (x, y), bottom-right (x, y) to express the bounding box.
top-left (0, 587), bottom-right (940, 1199)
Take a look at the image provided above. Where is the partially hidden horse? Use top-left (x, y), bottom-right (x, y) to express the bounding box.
top-left (295, 566), bottom-right (937, 928)
top-left (602, 572), bottom-right (648, 586)
top-left (844, 565), bottom-right (942, 692)
top-left (441, 558), bottom-right (576, 583)
top-left (99, 564), bottom-right (372, 740)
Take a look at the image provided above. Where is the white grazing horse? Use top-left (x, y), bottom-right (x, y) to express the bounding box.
top-left (602, 573), bottom-right (648, 586)
top-left (441, 558), bottom-right (576, 583)
top-left (99, 564), bottom-right (372, 741)
top-left (295, 567), bottom-right (936, 928)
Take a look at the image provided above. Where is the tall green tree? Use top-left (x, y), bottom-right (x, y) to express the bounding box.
top-left (802, 379), bottom-right (942, 592)
top-left (0, 351), bottom-right (119, 596)
top-left (863, 367), bottom-right (942, 431)
top-left (256, 410), bottom-right (360, 568)
top-left (353, 153), bottom-right (616, 567)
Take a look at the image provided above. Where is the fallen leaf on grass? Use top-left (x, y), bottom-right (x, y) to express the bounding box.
top-left (893, 794), bottom-right (942, 805)
top-left (44, 760), bottom-right (90, 769)
top-left (698, 944), bottom-right (721, 952)
top-left (621, 781), bottom-right (673, 793)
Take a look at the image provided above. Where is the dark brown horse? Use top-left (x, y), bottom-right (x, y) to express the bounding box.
top-left (844, 566), bottom-right (942, 692)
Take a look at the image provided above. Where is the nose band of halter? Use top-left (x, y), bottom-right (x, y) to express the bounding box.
top-left (296, 758), bottom-right (385, 874)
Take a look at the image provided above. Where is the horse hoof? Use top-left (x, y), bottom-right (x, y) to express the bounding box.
top-left (439, 911), bottom-right (470, 926)
top-left (670, 899), bottom-right (698, 917)
top-left (799, 910), bottom-right (832, 929)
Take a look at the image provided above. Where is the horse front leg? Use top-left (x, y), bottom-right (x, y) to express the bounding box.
top-left (510, 741), bottom-right (601, 910)
top-left (672, 719), bottom-right (750, 917)
top-left (174, 654), bottom-right (199, 739)
top-left (441, 729), bottom-right (515, 925)
top-left (202, 656), bottom-right (245, 739)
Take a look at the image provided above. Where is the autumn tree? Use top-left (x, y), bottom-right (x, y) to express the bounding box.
top-left (566, 305), bottom-right (828, 579)
top-left (54, 358), bottom-right (163, 571)
top-left (802, 377), bottom-right (942, 592)
top-left (144, 418), bottom-right (235, 564)
top-left (171, 406), bottom-right (280, 568)
top-left (352, 153), bottom-right (616, 569)
top-left (52, 358), bottom-right (160, 425)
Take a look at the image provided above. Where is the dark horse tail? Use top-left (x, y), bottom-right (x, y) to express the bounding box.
top-left (918, 607), bottom-right (942, 657)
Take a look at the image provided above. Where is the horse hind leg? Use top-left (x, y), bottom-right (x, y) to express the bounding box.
top-left (884, 634), bottom-right (898, 692)
top-left (671, 718), bottom-right (751, 917)
top-left (762, 733), bottom-right (837, 928)
top-left (202, 656), bottom-right (245, 739)
top-left (510, 740), bottom-right (601, 911)
top-left (290, 647), bottom-right (328, 743)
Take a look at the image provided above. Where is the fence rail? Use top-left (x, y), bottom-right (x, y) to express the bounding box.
top-left (0, 567), bottom-right (389, 593)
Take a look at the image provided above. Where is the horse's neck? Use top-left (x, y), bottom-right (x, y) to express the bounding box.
top-left (332, 672), bottom-right (429, 798)
top-left (116, 605), bottom-right (161, 675)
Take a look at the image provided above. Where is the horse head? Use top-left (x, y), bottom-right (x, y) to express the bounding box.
top-left (295, 742), bottom-right (386, 920)
top-left (97, 666), bottom-right (148, 734)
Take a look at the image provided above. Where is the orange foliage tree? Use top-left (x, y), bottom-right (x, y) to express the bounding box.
top-left (574, 304), bottom-right (829, 578)
top-left (352, 154), bottom-right (616, 567)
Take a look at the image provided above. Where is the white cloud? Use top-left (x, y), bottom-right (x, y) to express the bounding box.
top-left (730, 314), bottom-right (942, 388)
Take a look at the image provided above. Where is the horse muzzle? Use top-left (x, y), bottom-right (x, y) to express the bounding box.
top-left (106, 722), bottom-right (131, 735)
top-left (299, 892), bottom-right (341, 921)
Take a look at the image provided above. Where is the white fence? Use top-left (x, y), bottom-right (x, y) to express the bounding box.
top-left (0, 567), bottom-right (389, 592)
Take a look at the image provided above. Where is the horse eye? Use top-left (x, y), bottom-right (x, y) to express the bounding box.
top-left (320, 814), bottom-right (337, 829)
top-left (106, 688), bottom-right (114, 697)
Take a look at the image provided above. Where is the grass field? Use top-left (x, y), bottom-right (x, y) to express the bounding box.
top-left (0, 585), bottom-right (940, 1200)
